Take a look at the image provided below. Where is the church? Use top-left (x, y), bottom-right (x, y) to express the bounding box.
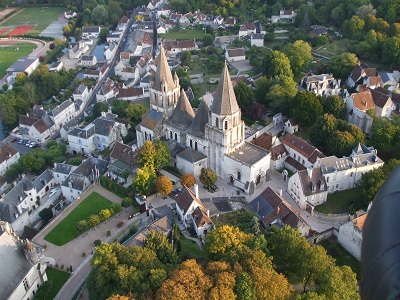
top-left (136, 47), bottom-right (271, 194)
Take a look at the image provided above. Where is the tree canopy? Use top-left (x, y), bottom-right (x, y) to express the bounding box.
top-left (290, 91), bottom-right (323, 126)
top-left (282, 40), bottom-right (313, 74)
top-left (200, 168), bottom-right (218, 189)
top-left (262, 50), bottom-right (294, 79)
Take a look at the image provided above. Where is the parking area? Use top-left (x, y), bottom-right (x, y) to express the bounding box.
top-left (8, 138), bottom-right (37, 154)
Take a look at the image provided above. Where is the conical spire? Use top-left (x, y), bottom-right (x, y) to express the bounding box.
top-left (211, 61), bottom-right (240, 115)
top-left (154, 46), bottom-right (176, 92)
top-left (170, 89), bottom-right (195, 126)
top-left (190, 99), bottom-right (209, 135)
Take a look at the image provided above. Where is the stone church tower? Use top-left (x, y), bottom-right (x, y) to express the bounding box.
top-left (149, 46), bottom-right (180, 118)
top-left (205, 62), bottom-right (245, 176)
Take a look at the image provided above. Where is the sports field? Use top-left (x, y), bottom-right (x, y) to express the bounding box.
top-left (2, 7), bottom-right (64, 36)
top-left (0, 41), bottom-right (37, 77)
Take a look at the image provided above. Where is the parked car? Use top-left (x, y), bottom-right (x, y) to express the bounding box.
top-left (169, 187), bottom-right (182, 198)
top-left (11, 137), bottom-right (18, 143)
top-left (17, 139), bottom-right (23, 144)
top-left (28, 142), bottom-right (37, 148)
top-left (210, 185), bottom-right (219, 192)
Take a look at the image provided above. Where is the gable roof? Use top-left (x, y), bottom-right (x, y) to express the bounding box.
top-left (211, 61), bottom-right (240, 116)
top-left (110, 142), bottom-right (137, 166)
top-left (138, 109), bottom-right (163, 130)
top-left (191, 206), bottom-right (213, 228)
top-left (370, 88), bottom-right (392, 108)
top-left (33, 119), bottom-right (49, 133)
top-left (177, 147), bottom-right (207, 163)
top-left (352, 90), bottom-right (375, 111)
top-left (19, 115), bottom-right (37, 127)
top-left (250, 133), bottom-right (274, 150)
top-left (175, 186), bottom-right (205, 214)
top-left (227, 48), bottom-right (245, 58)
top-left (169, 90), bottom-right (195, 127)
top-left (298, 168), bottom-right (327, 196)
top-left (0, 144), bottom-right (18, 164)
top-left (281, 133), bottom-right (325, 163)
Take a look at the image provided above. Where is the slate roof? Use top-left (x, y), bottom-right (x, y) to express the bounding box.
top-left (126, 216), bottom-right (172, 247)
top-left (175, 186), bottom-right (205, 214)
top-left (153, 46), bottom-right (176, 92)
top-left (82, 26), bottom-right (100, 33)
top-left (281, 134), bottom-right (325, 163)
top-left (6, 56), bottom-right (38, 73)
top-left (74, 84), bottom-right (87, 94)
top-left (51, 100), bottom-right (74, 117)
top-left (0, 231), bottom-right (34, 300)
top-left (251, 187), bottom-right (305, 229)
top-left (32, 169), bottom-right (53, 192)
top-left (298, 168), bottom-right (327, 196)
top-left (110, 142), bottom-right (137, 166)
top-left (53, 163), bottom-right (74, 175)
top-left (370, 88), bottom-right (392, 108)
top-left (0, 144), bottom-right (18, 164)
top-left (211, 61), bottom-right (240, 115)
top-left (19, 115), bottom-right (37, 127)
top-left (138, 109), bottom-right (163, 130)
top-left (169, 90), bottom-right (195, 127)
top-left (285, 156), bottom-right (306, 171)
top-left (252, 33), bottom-right (264, 39)
top-left (177, 147), bottom-right (207, 163)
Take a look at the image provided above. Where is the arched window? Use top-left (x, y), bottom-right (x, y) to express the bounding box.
top-left (225, 120), bottom-right (228, 130)
top-left (190, 139), bottom-right (193, 148)
top-left (174, 132), bottom-right (178, 141)
top-left (145, 132), bottom-right (148, 140)
top-left (237, 171), bottom-right (241, 181)
top-left (170, 131), bottom-right (173, 139)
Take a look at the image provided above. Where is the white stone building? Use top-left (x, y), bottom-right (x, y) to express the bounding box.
top-left (80, 55), bottom-right (97, 67)
top-left (0, 144), bottom-right (20, 176)
top-left (300, 73), bottom-right (341, 97)
top-left (82, 26), bottom-right (101, 38)
top-left (225, 48), bottom-right (246, 62)
top-left (49, 100), bottom-right (77, 131)
top-left (251, 33), bottom-right (264, 47)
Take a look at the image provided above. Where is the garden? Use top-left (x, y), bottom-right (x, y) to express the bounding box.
top-left (314, 189), bottom-right (360, 214)
top-left (44, 192), bottom-right (115, 246)
top-left (34, 267), bottom-right (71, 300)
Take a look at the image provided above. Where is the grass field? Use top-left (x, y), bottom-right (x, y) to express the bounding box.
top-left (320, 238), bottom-right (361, 279)
top-left (160, 28), bottom-right (205, 40)
top-left (0, 42), bottom-right (37, 77)
top-left (3, 7), bottom-right (64, 35)
top-left (44, 268), bottom-right (71, 299)
top-left (178, 233), bottom-right (204, 260)
top-left (44, 192), bottom-right (113, 246)
top-left (315, 189), bottom-right (360, 214)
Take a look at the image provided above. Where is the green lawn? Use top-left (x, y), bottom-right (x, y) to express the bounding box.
top-left (313, 39), bottom-right (355, 58)
top-left (3, 7), bottom-right (64, 35)
top-left (178, 233), bottom-right (204, 260)
top-left (38, 268), bottom-right (70, 300)
top-left (160, 28), bottom-right (205, 40)
top-left (315, 189), bottom-right (360, 214)
top-left (320, 238), bottom-right (361, 279)
top-left (0, 42), bottom-right (36, 77)
top-left (294, 126), bottom-right (311, 142)
top-left (44, 192), bottom-right (113, 246)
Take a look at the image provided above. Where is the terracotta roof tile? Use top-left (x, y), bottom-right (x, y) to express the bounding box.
top-left (281, 134), bottom-right (325, 161)
top-left (352, 91), bottom-right (375, 111)
top-left (0, 144), bottom-right (18, 164)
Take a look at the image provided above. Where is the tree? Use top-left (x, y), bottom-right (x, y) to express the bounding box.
top-left (381, 37), bottom-right (400, 65)
top-left (326, 131), bottom-right (356, 157)
top-left (328, 52), bottom-right (358, 80)
top-left (342, 16), bottom-right (365, 40)
top-left (234, 82), bottom-right (253, 109)
top-left (137, 141), bottom-right (156, 168)
top-left (310, 114), bottom-right (337, 149)
top-left (181, 51), bottom-right (192, 67)
top-left (203, 34), bottom-right (214, 46)
top-left (369, 117), bottom-right (400, 157)
top-left (267, 76), bottom-right (298, 114)
top-left (290, 92), bottom-right (323, 126)
top-left (253, 76), bottom-right (271, 104)
top-left (356, 4), bottom-right (376, 19)
top-left (62, 25), bottom-right (71, 36)
top-left (93, 102), bottom-right (108, 118)
top-left (133, 165), bottom-right (156, 196)
top-left (283, 40), bottom-right (313, 74)
top-left (262, 50), bottom-right (293, 79)
top-left (156, 175), bottom-right (173, 198)
top-left (144, 230), bottom-right (179, 264)
top-left (356, 168), bottom-right (386, 209)
top-left (323, 95), bottom-right (346, 119)
top-left (153, 140), bottom-right (172, 170)
top-left (68, 156), bottom-right (83, 166)
top-left (180, 173), bottom-right (196, 187)
top-left (125, 103), bottom-right (147, 121)
top-left (15, 72), bottom-right (27, 84)
top-left (39, 208), bottom-right (53, 222)
top-left (200, 168), bottom-right (218, 189)
top-left (91, 5), bottom-right (108, 25)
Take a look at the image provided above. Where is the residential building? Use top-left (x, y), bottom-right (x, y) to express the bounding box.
top-left (239, 22), bottom-right (256, 37)
top-left (6, 56), bottom-right (40, 82)
top-left (157, 4), bottom-right (171, 18)
top-left (225, 16), bottom-right (236, 27)
top-left (300, 73), bottom-right (341, 97)
top-left (0, 222), bottom-right (48, 300)
top-left (82, 26), bottom-right (101, 38)
top-left (117, 87), bottom-right (145, 100)
top-left (68, 40), bottom-right (91, 59)
top-left (0, 144), bottom-right (20, 176)
top-left (125, 216), bottom-right (172, 247)
top-left (96, 78), bottom-right (120, 102)
top-left (49, 100), bottom-right (76, 130)
top-left (336, 213), bottom-right (367, 260)
top-left (108, 142), bottom-right (137, 181)
top-left (48, 61), bottom-right (64, 72)
top-left (269, 9), bottom-right (297, 23)
top-left (163, 39), bottom-right (197, 55)
top-left (309, 25), bottom-right (328, 37)
top-left (251, 187), bottom-right (310, 236)
top-left (251, 33), bottom-right (264, 47)
top-left (80, 55), bottom-right (97, 67)
top-left (73, 84), bottom-right (91, 104)
top-left (347, 63), bottom-right (376, 88)
top-left (117, 15), bottom-right (129, 31)
top-left (53, 163), bottom-right (76, 185)
top-left (107, 31), bottom-right (122, 43)
top-left (225, 48), bottom-right (246, 62)
top-left (104, 42), bottom-right (117, 62)
top-left (83, 63), bottom-right (109, 80)
top-left (64, 10), bottom-right (77, 19)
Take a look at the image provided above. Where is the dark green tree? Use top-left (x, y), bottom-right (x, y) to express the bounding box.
top-left (328, 52), bottom-right (358, 80)
top-left (262, 50), bottom-right (293, 79)
top-left (200, 168), bottom-right (218, 190)
top-left (93, 102), bottom-right (108, 118)
top-left (234, 82), bottom-right (254, 109)
top-left (39, 208), bottom-right (53, 222)
top-left (290, 92), bottom-right (323, 126)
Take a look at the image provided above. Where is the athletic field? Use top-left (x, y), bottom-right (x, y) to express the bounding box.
top-left (0, 41), bottom-right (37, 77)
top-left (1, 7), bottom-right (64, 36)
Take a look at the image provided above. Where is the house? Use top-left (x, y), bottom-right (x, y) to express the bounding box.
top-left (175, 185), bottom-right (213, 238)
top-left (195, 13), bottom-right (213, 26)
top-left (283, 118), bottom-right (298, 134)
top-left (309, 25), bottom-right (328, 37)
top-left (68, 40), bottom-right (91, 59)
top-left (115, 61), bottom-right (139, 81)
top-left (96, 78), bottom-right (120, 102)
top-left (347, 63), bottom-right (376, 88)
top-left (157, 4), bottom-right (171, 18)
top-left (125, 216), bottom-right (172, 247)
top-left (49, 100), bottom-right (76, 130)
top-left (53, 163), bottom-right (76, 185)
top-left (117, 87), bottom-right (145, 100)
top-left (117, 15), bottom-right (129, 31)
top-left (6, 56), bottom-right (40, 82)
top-left (225, 16), bottom-right (236, 27)
top-left (157, 23), bottom-right (167, 34)
top-left (27, 118), bottom-right (53, 143)
top-left (0, 144), bottom-right (20, 176)
top-left (108, 141), bottom-right (137, 181)
top-left (362, 75), bottom-right (382, 90)
top-left (104, 42), bottom-right (117, 62)
top-left (80, 55), bottom-right (97, 67)
top-left (287, 167), bottom-right (328, 210)
top-left (225, 48), bottom-right (246, 62)
top-left (281, 133), bottom-right (325, 168)
top-left (300, 73), bottom-right (341, 97)
top-left (269, 9), bottom-right (297, 23)
top-left (336, 213), bottom-right (367, 260)
top-left (82, 26), bottom-right (101, 38)
top-left (249, 133), bottom-right (287, 171)
top-left (64, 10), bottom-right (77, 19)
top-left (176, 147), bottom-right (207, 178)
top-left (251, 33), bottom-right (264, 47)
top-left (73, 84), bottom-right (91, 105)
top-left (314, 143), bottom-right (384, 194)
top-left (239, 22), bottom-right (256, 37)
top-left (214, 15), bottom-right (224, 26)
top-left (251, 187), bottom-right (310, 236)
top-left (107, 31), bottom-right (123, 43)
top-left (48, 61), bottom-right (64, 72)
top-left (378, 71), bottom-right (398, 91)
top-left (83, 63), bottom-right (109, 80)
top-left (0, 170), bottom-right (57, 234)
top-left (147, 0), bottom-right (163, 10)
top-left (0, 222), bottom-right (48, 300)
top-left (163, 40), bottom-right (197, 55)
top-left (61, 157), bottom-right (108, 202)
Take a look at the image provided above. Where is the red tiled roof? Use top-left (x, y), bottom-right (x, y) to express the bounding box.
top-left (0, 144), bottom-right (18, 164)
top-left (352, 91), bottom-right (374, 111)
top-left (281, 134), bottom-right (325, 161)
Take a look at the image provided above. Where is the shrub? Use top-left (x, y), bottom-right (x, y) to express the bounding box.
top-left (94, 239), bottom-right (101, 246)
top-left (111, 203), bottom-right (122, 214)
top-left (121, 197), bottom-right (132, 208)
top-left (117, 221), bottom-right (124, 228)
top-left (61, 264), bottom-right (64, 269)
top-left (49, 43), bottom-right (56, 50)
top-left (87, 214), bottom-right (101, 227)
top-left (77, 220), bottom-right (88, 233)
top-left (99, 209), bottom-right (111, 221)
top-left (107, 230), bottom-right (111, 236)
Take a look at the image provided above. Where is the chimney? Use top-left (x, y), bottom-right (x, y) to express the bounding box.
top-left (307, 167), bottom-right (313, 179)
top-left (207, 209), bottom-right (209, 217)
top-left (276, 205), bottom-right (280, 215)
top-left (194, 184), bottom-right (199, 198)
top-left (279, 187), bottom-right (282, 197)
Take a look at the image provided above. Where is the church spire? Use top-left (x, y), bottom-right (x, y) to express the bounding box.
top-left (211, 61), bottom-right (240, 116)
top-left (154, 45), bottom-right (176, 92)
top-left (170, 89), bottom-right (195, 126)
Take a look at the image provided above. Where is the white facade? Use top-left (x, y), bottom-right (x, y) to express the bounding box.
top-left (50, 100), bottom-right (77, 130)
top-left (0, 145), bottom-right (20, 176)
top-left (336, 214), bottom-right (367, 261)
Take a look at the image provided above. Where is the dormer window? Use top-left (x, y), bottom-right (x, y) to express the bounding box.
top-left (225, 120), bottom-right (228, 130)
top-left (237, 171), bottom-right (241, 181)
